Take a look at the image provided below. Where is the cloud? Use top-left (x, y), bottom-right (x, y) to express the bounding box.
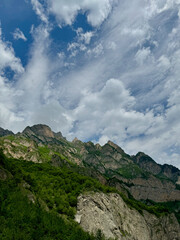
top-left (47, 0), bottom-right (114, 27)
top-left (11, 24), bottom-right (74, 135)
top-left (31, 0), bottom-right (48, 24)
top-left (0, 28), bottom-right (25, 130)
top-left (76, 28), bottom-right (94, 45)
top-left (13, 28), bottom-right (27, 41)
top-left (135, 47), bottom-right (153, 66)
top-left (0, 28), bottom-right (24, 73)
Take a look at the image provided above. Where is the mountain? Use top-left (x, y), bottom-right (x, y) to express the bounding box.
top-left (0, 124), bottom-right (180, 240)
top-left (0, 127), bottom-right (14, 137)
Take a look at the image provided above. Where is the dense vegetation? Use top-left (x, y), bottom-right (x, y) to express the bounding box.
top-left (0, 180), bottom-right (102, 240)
top-left (0, 151), bottom-right (111, 240)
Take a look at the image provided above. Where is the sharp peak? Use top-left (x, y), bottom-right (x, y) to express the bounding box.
top-left (106, 140), bottom-right (123, 150)
top-left (23, 124), bottom-right (55, 138)
top-left (24, 124), bottom-right (52, 130)
top-left (72, 137), bottom-right (81, 142)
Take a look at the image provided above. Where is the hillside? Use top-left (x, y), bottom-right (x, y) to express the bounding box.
top-left (0, 124), bottom-right (180, 240)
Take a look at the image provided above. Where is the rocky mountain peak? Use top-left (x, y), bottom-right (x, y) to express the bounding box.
top-left (23, 124), bottom-right (55, 138)
top-left (72, 137), bottom-right (80, 143)
top-left (107, 140), bottom-right (122, 150)
top-left (107, 140), bottom-right (119, 148)
top-left (105, 140), bottom-right (125, 154)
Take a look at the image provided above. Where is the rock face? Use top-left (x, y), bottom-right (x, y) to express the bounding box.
top-left (75, 192), bottom-right (180, 240)
top-left (1, 137), bottom-right (40, 163)
top-left (129, 175), bottom-right (180, 202)
top-left (23, 124), bottom-right (55, 139)
top-left (0, 127), bottom-right (14, 137)
top-left (22, 124), bottom-right (66, 145)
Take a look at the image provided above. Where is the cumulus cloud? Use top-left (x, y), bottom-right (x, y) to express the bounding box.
top-left (13, 28), bottom-right (27, 41)
top-left (0, 28), bottom-right (24, 73)
top-left (76, 28), bottom-right (94, 45)
top-left (0, 29), bottom-right (24, 130)
top-left (9, 24), bottom-right (73, 135)
top-left (47, 0), bottom-right (113, 27)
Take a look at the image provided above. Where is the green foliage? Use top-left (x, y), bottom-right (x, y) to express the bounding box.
top-left (0, 152), bottom-right (110, 240)
top-left (0, 152), bottom-right (114, 220)
top-left (117, 163), bottom-right (148, 179)
top-left (0, 180), bottom-right (98, 240)
top-left (38, 146), bottom-right (51, 162)
top-left (143, 199), bottom-right (180, 223)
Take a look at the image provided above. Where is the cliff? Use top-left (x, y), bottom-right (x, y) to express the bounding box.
top-left (76, 192), bottom-right (180, 240)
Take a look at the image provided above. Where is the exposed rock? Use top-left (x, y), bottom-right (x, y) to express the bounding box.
top-left (72, 137), bottom-right (80, 143)
top-left (1, 136), bottom-right (41, 163)
top-left (75, 192), bottom-right (180, 240)
top-left (23, 124), bottom-right (54, 139)
top-left (54, 131), bottom-right (64, 139)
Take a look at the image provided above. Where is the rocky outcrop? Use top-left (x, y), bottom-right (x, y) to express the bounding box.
top-left (23, 124), bottom-right (55, 140)
top-left (129, 176), bottom-right (180, 202)
top-left (75, 192), bottom-right (180, 240)
top-left (1, 137), bottom-right (41, 163)
top-left (22, 124), bottom-right (67, 146)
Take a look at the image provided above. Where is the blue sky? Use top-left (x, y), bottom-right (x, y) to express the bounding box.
top-left (0, 0), bottom-right (180, 168)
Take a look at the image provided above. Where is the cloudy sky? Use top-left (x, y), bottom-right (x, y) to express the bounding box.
top-left (0, 0), bottom-right (180, 168)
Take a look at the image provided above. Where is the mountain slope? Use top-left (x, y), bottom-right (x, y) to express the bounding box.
top-left (0, 150), bottom-right (180, 240)
top-left (0, 124), bottom-right (180, 203)
top-left (0, 124), bottom-right (180, 240)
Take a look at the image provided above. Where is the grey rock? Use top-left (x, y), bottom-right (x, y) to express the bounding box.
top-left (75, 192), bottom-right (180, 240)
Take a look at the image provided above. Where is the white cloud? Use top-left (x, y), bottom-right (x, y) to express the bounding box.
top-left (13, 28), bottom-right (27, 41)
top-left (31, 0), bottom-right (48, 24)
top-left (10, 24), bottom-right (74, 135)
top-left (0, 28), bottom-right (24, 130)
top-left (0, 28), bottom-right (24, 73)
top-left (48, 0), bottom-right (114, 27)
top-left (87, 43), bottom-right (104, 57)
top-left (135, 47), bottom-right (152, 66)
top-left (76, 29), bottom-right (94, 45)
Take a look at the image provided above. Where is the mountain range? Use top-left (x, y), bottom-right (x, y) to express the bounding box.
top-left (0, 124), bottom-right (180, 240)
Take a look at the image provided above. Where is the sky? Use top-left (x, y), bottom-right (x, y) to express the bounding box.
top-left (0, 0), bottom-right (180, 168)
